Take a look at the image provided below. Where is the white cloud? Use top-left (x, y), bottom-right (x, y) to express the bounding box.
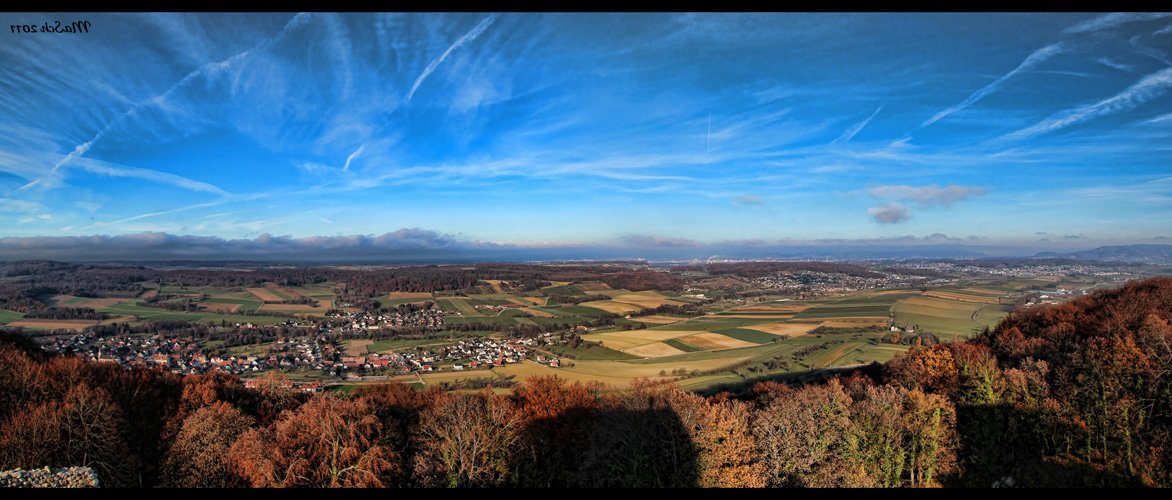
top-left (1003, 66), bottom-right (1172, 141)
top-left (923, 43), bottom-right (1063, 127)
top-left (406, 14), bottom-right (498, 103)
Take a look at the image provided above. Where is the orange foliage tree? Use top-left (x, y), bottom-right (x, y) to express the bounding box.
top-left (230, 395), bottom-right (395, 487)
top-left (162, 401), bottom-right (255, 487)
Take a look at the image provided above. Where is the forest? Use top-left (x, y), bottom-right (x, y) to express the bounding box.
top-left (0, 277), bottom-right (1167, 488)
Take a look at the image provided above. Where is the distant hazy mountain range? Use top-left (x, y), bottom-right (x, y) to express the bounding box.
top-left (1035, 244), bottom-right (1172, 263)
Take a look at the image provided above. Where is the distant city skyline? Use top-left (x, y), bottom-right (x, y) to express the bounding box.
top-left (2, 13), bottom-right (1171, 260)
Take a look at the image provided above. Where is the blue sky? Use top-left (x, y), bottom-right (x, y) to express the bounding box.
top-left (2, 13), bottom-right (1172, 260)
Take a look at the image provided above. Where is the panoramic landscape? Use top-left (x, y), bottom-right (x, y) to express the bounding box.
top-left (1, 12), bottom-right (1171, 488)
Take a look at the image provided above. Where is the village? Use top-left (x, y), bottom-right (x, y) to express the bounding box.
top-left (45, 322), bottom-right (569, 389)
top-left (752, 270), bottom-right (944, 296)
top-left (324, 306), bottom-right (445, 332)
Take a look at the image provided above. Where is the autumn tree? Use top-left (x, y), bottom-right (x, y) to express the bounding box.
top-left (850, 384), bottom-right (957, 488)
top-left (753, 379), bottom-right (868, 487)
top-left (512, 376), bottom-right (602, 486)
top-left (577, 381), bottom-right (697, 487)
top-left (161, 401), bottom-right (255, 487)
top-left (231, 395), bottom-right (394, 487)
top-left (412, 389), bottom-right (521, 487)
top-left (58, 384), bottom-right (136, 487)
top-left (357, 382), bottom-right (438, 486)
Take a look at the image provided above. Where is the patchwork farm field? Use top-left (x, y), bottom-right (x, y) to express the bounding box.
top-left (2, 263), bottom-right (1070, 394)
top-left (0, 309), bottom-right (24, 324)
top-left (892, 296), bottom-right (1010, 339)
top-left (745, 321), bottom-right (823, 337)
top-left (632, 315), bottom-right (686, 325)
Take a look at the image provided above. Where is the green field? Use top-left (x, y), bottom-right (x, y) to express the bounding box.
top-left (368, 338), bottom-right (454, 352)
top-left (383, 297), bottom-right (433, 307)
top-left (202, 297), bottom-right (264, 312)
top-left (99, 301), bottom-right (289, 325)
top-left (892, 298), bottom-right (1009, 340)
top-left (663, 338), bottom-right (705, 352)
top-left (647, 316), bottom-right (778, 332)
top-left (437, 298), bottom-right (482, 317)
top-left (543, 344), bottom-right (640, 360)
top-left (542, 284), bottom-right (584, 296)
top-left (443, 315), bottom-right (519, 326)
top-left (0, 309), bottom-right (25, 324)
top-left (714, 328), bottom-right (779, 344)
top-left (536, 305), bottom-right (612, 318)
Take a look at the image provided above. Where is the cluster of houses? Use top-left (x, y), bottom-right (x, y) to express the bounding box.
top-left (887, 261), bottom-right (1134, 280)
top-left (325, 308), bottom-right (444, 332)
top-left (754, 271), bottom-right (936, 296)
top-left (50, 332), bottom-right (344, 377)
top-left (471, 303), bottom-right (526, 313)
top-left (341, 334), bottom-right (562, 377)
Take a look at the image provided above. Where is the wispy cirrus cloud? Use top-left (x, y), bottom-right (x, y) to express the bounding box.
top-left (922, 43), bottom-right (1063, 127)
top-left (406, 14), bottom-right (498, 103)
top-left (72, 157), bottom-right (228, 195)
top-left (0, 199), bottom-right (44, 213)
top-left (16, 13), bottom-right (314, 193)
top-left (1145, 111), bottom-right (1172, 123)
top-left (1063, 12), bottom-right (1172, 34)
top-left (341, 144), bottom-right (365, 172)
top-left (833, 105), bottom-right (883, 144)
top-left (1002, 66), bottom-right (1172, 141)
top-left (866, 203), bottom-right (910, 224)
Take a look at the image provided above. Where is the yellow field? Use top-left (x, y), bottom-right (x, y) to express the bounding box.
top-left (8, 319), bottom-right (98, 331)
top-left (51, 295), bottom-right (131, 308)
top-left (577, 282), bottom-right (612, 291)
top-left (582, 301), bottom-right (643, 314)
top-left (516, 296), bottom-right (547, 306)
top-left (744, 321), bottom-right (823, 336)
top-left (959, 287), bottom-right (1009, 296)
top-left (82, 297), bottom-right (130, 308)
top-left (346, 340), bottom-right (372, 356)
top-left (521, 307), bottom-right (556, 317)
top-left (399, 355), bottom-right (755, 389)
top-left (732, 303), bottom-right (810, 313)
top-left (102, 315), bottom-right (136, 324)
top-left (563, 358), bottom-right (754, 382)
top-left (387, 292), bottom-right (433, 300)
top-left (481, 280), bottom-right (504, 293)
top-left (584, 330), bottom-right (698, 350)
top-left (899, 296), bottom-right (980, 312)
top-left (201, 302), bottom-right (241, 313)
top-left (611, 291), bottom-right (686, 308)
top-left (259, 300), bottom-right (333, 314)
top-left (273, 286), bottom-right (305, 300)
top-left (246, 288), bottom-right (283, 302)
top-left (623, 342), bottom-right (688, 358)
top-left (924, 291), bottom-right (1000, 304)
top-left (819, 317), bottom-right (888, 328)
top-left (633, 315), bottom-right (685, 324)
top-left (587, 289), bottom-right (629, 298)
top-left (541, 281), bottom-right (571, 289)
top-left (679, 332), bottom-right (756, 350)
top-left (583, 291), bottom-right (686, 314)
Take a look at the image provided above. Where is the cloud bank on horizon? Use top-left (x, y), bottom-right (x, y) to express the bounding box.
top-left (1, 12), bottom-right (1171, 260)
